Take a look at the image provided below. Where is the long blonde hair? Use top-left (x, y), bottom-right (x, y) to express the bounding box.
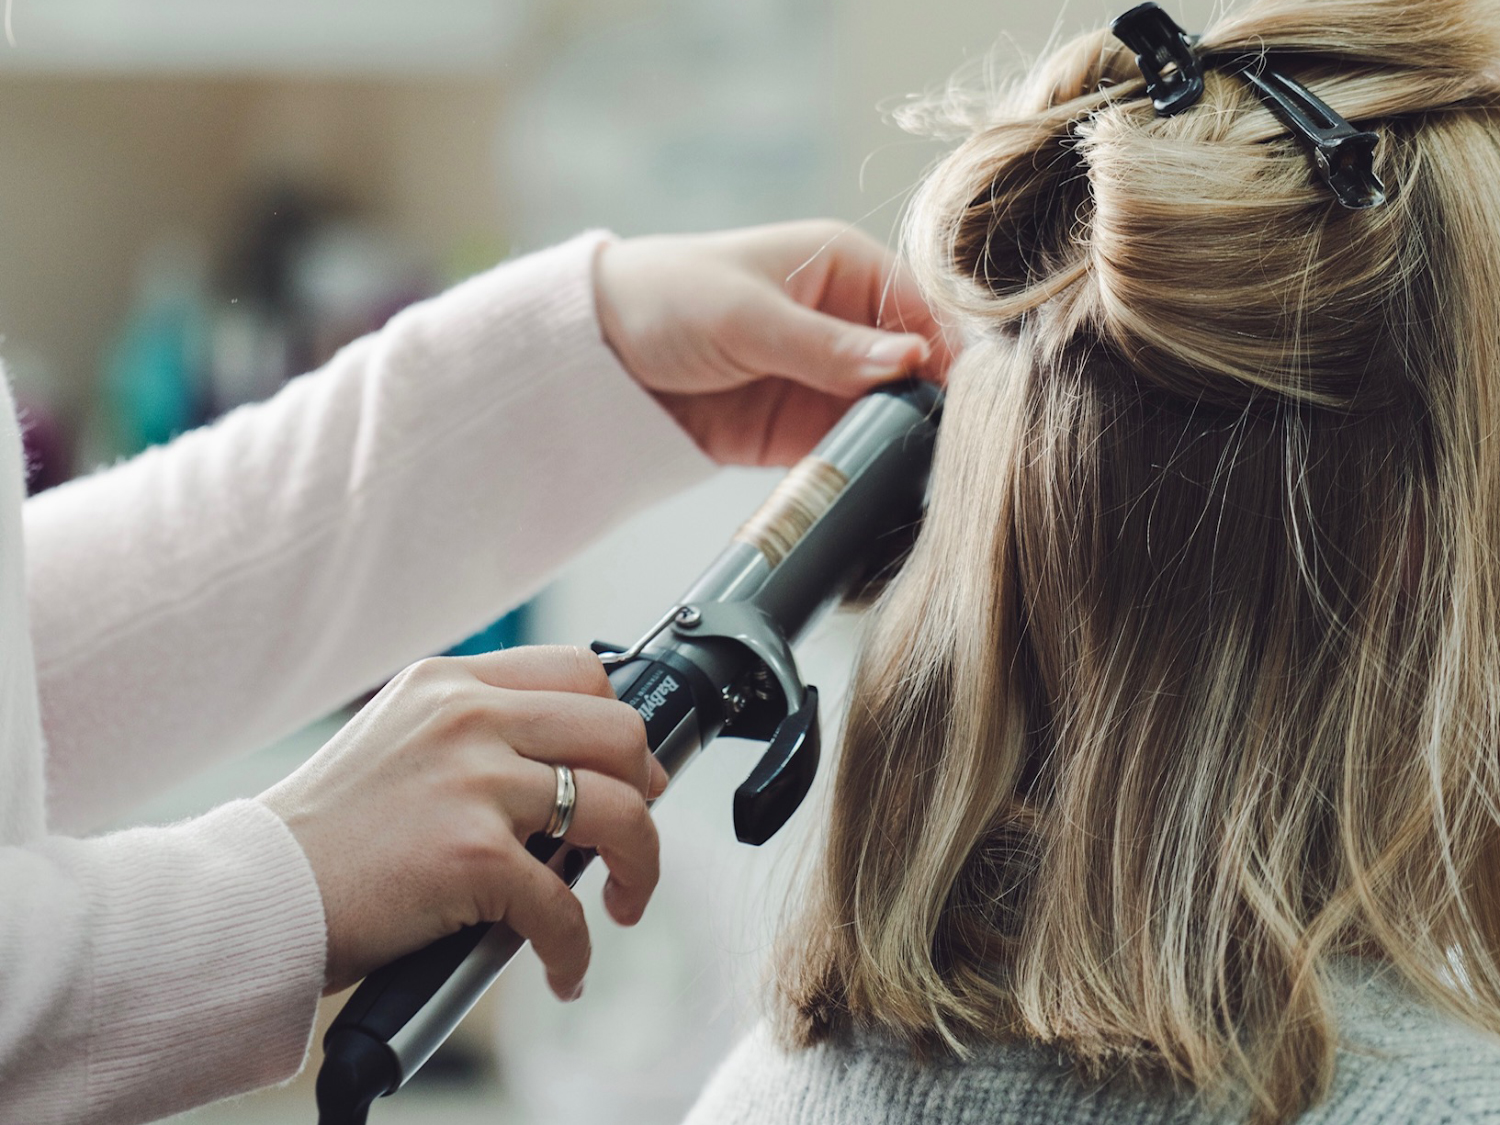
top-left (778, 2), bottom-right (1500, 1122)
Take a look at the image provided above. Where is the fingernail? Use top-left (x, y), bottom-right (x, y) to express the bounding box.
top-left (649, 757), bottom-right (669, 796)
top-left (859, 334), bottom-right (928, 379)
top-left (567, 981), bottom-right (585, 1002)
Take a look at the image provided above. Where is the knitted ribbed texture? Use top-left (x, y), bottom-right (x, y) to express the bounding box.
top-left (0, 801), bottom-right (327, 1124)
top-left (0, 233), bottom-right (714, 1123)
top-left (684, 966), bottom-right (1500, 1124)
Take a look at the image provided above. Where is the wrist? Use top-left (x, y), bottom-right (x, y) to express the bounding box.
top-left (591, 236), bottom-right (643, 388)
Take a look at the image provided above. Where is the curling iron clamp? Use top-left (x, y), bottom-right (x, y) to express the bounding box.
top-left (314, 379), bottom-right (943, 1124)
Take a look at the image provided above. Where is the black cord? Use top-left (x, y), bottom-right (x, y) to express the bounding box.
top-left (315, 1028), bottom-right (396, 1125)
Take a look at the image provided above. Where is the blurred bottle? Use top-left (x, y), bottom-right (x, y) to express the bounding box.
top-left (102, 236), bottom-right (210, 456)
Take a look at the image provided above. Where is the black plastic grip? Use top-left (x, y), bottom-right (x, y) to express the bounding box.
top-left (316, 1028), bottom-right (397, 1125)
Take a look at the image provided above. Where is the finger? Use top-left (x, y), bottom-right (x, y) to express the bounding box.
top-left (771, 223), bottom-right (957, 384)
top-left (722, 295), bottom-right (932, 399)
top-left (563, 771), bottom-right (660, 927)
top-left (882, 280), bottom-right (954, 384)
top-left (823, 258), bottom-right (956, 386)
top-left (487, 839), bottom-right (592, 1000)
top-left (485, 689), bottom-right (654, 796)
top-left (508, 765), bottom-right (660, 927)
top-left (793, 225), bottom-right (943, 337)
top-left (458, 645), bottom-right (614, 700)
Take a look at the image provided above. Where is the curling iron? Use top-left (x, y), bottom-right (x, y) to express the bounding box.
top-left (314, 379), bottom-right (942, 1124)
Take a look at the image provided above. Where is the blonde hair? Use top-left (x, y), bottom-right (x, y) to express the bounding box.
top-left (777, 2), bottom-right (1500, 1122)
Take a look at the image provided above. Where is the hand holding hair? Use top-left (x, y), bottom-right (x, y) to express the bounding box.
top-left (594, 220), bottom-right (953, 466)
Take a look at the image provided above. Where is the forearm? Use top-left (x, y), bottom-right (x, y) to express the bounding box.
top-left (26, 232), bottom-right (714, 833)
top-left (0, 801), bottom-right (325, 1125)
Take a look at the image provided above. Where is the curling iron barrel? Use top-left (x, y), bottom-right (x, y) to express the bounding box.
top-left (314, 379), bottom-right (942, 1124)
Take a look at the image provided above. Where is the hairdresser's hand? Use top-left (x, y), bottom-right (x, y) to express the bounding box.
top-left (595, 219), bottom-right (953, 466)
top-left (259, 646), bottom-right (665, 997)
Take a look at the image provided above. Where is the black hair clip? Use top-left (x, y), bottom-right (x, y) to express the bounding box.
top-left (1228, 57), bottom-right (1387, 209)
top-left (1110, 2), bottom-right (1204, 115)
top-left (1109, 2), bottom-right (1387, 210)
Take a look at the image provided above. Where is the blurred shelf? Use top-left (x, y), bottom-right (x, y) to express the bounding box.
top-left (0, 0), bottom-right (531, 77)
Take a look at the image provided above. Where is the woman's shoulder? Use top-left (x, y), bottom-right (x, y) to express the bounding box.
top-left (681, 973), bottom-right (1500, 1125)
top-left (1322, 960), bottom-right (1500, 1123)
top-left (679, 1020), bottom-right (1178, 1125)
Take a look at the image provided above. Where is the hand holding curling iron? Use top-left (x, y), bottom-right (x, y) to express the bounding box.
top-left (260, 646), bottom-right (665, 998)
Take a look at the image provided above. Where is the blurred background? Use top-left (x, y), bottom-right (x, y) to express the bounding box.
top-left (0, 0), bottom-right (1214, 1121)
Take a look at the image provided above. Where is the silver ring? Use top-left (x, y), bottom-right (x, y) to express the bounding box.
top-left (545, 764), bottom-right (577, 839)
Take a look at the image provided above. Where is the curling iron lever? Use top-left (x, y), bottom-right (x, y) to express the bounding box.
top-left (606, 594), bottom-right (823, 845)
top-left (732, 685), bottom-right (819, 846)
top-left (315, 379), bottom-right (942, 1125)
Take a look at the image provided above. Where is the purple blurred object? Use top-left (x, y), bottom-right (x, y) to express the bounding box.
top-left (15, 394), bottom-right (71, 495)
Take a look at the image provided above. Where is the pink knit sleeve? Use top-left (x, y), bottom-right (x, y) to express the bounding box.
top-left (0, 800), bottom-right (327, 1125)
top-left (25, 232), bottom-right (715, 834)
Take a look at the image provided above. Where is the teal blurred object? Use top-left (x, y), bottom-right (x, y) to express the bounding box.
top-left (104, 252), bottom-right (208, 455)
top-left (445, 602), bottom-right (532, 657)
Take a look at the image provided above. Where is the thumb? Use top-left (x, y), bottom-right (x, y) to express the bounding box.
top-left (732, 301), bottom-right (932, 397)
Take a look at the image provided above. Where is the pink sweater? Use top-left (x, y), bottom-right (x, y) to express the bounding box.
top-left (5, 233), bottom-right (713, 1124)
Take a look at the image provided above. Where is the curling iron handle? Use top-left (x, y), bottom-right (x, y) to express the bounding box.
top-left (321, 653), bottom-right (710, 1098)
top-left (325, 830), bottom-right (595, 1096)
top-left (383, 832), bottom-right (594, 1071)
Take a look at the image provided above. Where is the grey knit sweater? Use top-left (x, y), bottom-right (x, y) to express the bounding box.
top-left (682, 964), bottom-right (1500, 1124)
